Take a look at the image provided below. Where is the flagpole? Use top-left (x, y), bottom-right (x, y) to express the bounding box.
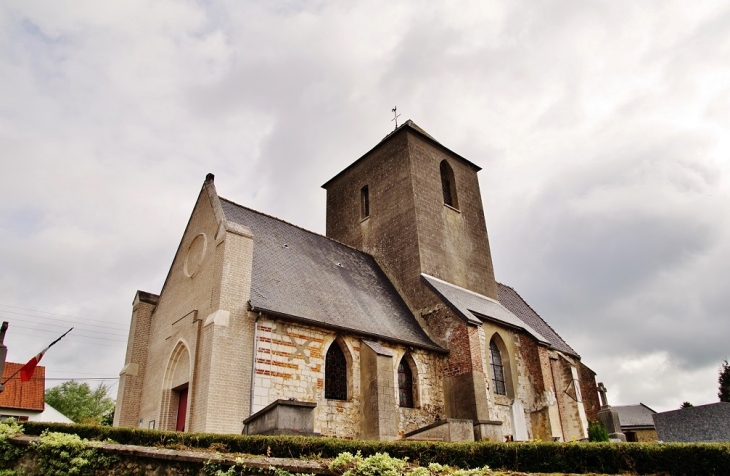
top-left (1, 327), bottom-right (73, 385)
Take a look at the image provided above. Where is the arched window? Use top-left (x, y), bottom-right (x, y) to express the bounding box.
top-left (325, 342), bottom-right (348, 400)
top-left (440, 160), bottom-right (458, 208)
top-left (489, 339), bottom-right (506, 396)
top-left (397, 358), bottom-right (414, 408)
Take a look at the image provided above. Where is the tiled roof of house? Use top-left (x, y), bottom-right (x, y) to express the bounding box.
top-left (613, 403), bottom-right (657, 429)
top-left (653, 402), bottom-right (730, 442)
top-left (220, 198), bottom-right (443, 352)
top-left (0, 363), bottom-right (44, 411)
top-left (496, 283), bottom-right (579, 357)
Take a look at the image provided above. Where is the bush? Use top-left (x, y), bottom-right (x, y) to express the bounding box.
top-left (21, 421), bottom-right (730, 476)
top-left (588, 420), bottom-right (609, 442)
top-left (329, 452), bottom-right (492, 476)
top-left (32, 430), bottom-right (119, 476)
top-left (0, 420), bottom-right (24, 467)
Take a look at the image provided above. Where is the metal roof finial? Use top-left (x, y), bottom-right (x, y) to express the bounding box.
top-left (391, 106), bottom-right (401, 130)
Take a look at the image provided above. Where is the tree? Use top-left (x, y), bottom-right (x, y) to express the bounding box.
top-left (720, 359), bottom-right (730, 403)
top-left (44, 381), bottom-right (115, 425)
top-left (680, 401), bottom-right (693, 409)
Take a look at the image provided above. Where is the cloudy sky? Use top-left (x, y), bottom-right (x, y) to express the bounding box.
top-left (1, 1), bottom-right (728, 414)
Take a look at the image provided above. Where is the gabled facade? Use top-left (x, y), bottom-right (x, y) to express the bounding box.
top-left (115, 121), bottom-right (599, 441)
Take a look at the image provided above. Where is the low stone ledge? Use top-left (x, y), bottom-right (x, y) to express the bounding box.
top-left (9, 435), bottom-right (332, 475)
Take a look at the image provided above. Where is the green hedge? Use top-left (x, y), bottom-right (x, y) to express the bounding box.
top-left (22, 422), bottom-right (730, 475)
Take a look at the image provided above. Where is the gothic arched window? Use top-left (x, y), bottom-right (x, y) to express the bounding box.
top-left (440, 160), bottom-right (458, 209)
top-left (397, 358), bottom-right (414, 408)
top-left (325, 342), bottom-right (347, 400)
top-left (489, 339), bottom-right (506, 396)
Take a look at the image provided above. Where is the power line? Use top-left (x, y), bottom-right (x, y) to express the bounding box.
top-left (0, 303), bottom-right (129, 329)
top-left (3, 376), bottom-right (119, 381)
top-left (0, 315), bottom-right (127, 339)
top-left (0, 309), bottom-right (128, 332)
top-left (8, 325), bottom-right (125, 343)
top-left (7, 330), bottom-right (125, 348)
top-left (46, 370), bottom-right (117, 376)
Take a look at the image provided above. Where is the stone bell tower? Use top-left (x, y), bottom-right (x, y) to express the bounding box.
top-left (322, 120), bottom-right (498, 312)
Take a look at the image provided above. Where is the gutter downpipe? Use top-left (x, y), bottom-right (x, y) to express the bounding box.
top-left (247, 311), bottom-right (262, 431)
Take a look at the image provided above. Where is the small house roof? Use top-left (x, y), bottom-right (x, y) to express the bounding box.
top-left (0, 363), bottom-right (44, 411)
top-left (613, 403), bottom-right (657, 429)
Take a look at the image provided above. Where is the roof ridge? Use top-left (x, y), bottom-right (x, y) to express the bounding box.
top-left (218, 196), bottom-right (374, 257)
top-left (496, 282), bottom-right (577, 355)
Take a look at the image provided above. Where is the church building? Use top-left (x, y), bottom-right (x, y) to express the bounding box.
top-left (114, 120), bottom-right (600, 441)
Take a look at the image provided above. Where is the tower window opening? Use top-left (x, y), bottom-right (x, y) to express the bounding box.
top-left (361, 185), bottom-right (370, 218)
top-left (490, 339), bottom-right (506, 396)
top-left (440, 161), bottom-right (458, 209)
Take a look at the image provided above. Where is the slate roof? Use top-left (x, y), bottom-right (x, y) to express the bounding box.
top-left (422, 274), bottom-right (550, 344)
top-left (421, 275), bottom-right (579, 357)
top-left (220, 198), bottom-right (443, 352)
top-left (496, 283), bottom-right (579, 357)
top-left (653, 403), bottom-right (730, 442)
top-left (613, 404), bottom-right (657, 429)
top-left (0, 363), bottom-right (44, 411)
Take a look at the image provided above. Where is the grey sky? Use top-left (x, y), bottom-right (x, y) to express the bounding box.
top-left (1, 0), bottom-right (728, 412)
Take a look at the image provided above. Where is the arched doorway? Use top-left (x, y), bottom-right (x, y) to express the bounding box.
top-left (160, 341), bottom-right (192, 431)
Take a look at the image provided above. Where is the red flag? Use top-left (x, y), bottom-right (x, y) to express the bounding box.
top-left (13, 327), bottom-right (73, 383)
top-left (19, 347), bottom-right (49, 382)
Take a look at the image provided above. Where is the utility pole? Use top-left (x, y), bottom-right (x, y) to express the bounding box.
top-left (0, 322), bottom-right (8, 393)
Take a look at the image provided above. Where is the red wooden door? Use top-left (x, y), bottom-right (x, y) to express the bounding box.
top-left (176, 388), bottom-right (188, 432)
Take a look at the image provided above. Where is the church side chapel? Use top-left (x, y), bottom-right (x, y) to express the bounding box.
top-left (114, 120), bottom-right (600, 441)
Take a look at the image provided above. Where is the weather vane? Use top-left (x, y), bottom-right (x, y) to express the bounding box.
top-left (391, 106), bottom-right (401, 129)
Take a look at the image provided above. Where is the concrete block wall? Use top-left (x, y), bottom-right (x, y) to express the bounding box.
top-left (194, 218), bottom-right (254, 434)
top-left (117, 178), bottom-right (256, 435)
top-left (114, 292), bottom-right (157, 428)
top-left (132, 184), bottom-right (220, 432)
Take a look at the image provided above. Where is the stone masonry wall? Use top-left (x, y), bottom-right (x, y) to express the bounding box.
top-left (325, 131), bottom-right (428, 313)
top-left (251, 316), bottom-right (445, 439)
top-left (407, 133), bottom-right (498, 301)
top-left (578, 361), bottom-right (600, 421)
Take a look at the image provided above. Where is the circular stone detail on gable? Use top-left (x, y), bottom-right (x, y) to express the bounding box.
top-left (183, 233), bottom-right (207, 278)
